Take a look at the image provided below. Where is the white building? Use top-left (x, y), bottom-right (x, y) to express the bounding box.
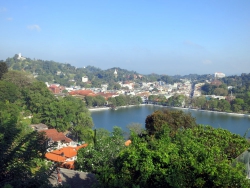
top-left (17, 53), bottom-right (26, 60)
top-left (114, 69), bottom-right (118, 78)
top-left (82, 76), bottom-right (88, 82)
top-left (214, 72), bottom-right (225, 78)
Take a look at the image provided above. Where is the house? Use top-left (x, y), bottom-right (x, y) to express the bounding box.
top-left (49, 85), bottom-right (60, 94)
top-left (82, 76), bottom-right (88, 82)
top-left (45, 144), bottom-right (88, 169)
top-left (40, 129), bottom-right (75, 150)
top-left (69, 89), bottom-right (95, 96)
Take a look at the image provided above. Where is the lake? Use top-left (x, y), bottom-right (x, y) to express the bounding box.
top-left (90, 105), bottom-right (250, 137)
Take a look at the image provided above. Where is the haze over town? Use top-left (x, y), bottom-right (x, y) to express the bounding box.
top-left (1, 0), bottom-right (250, 75)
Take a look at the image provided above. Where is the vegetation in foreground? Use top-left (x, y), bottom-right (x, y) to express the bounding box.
top-left (0, 62), bottom-right (93, 187)
top-left (76, 110), bottom-right (250, 188)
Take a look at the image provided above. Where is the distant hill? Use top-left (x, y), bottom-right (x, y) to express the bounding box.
top-left (5, 54), bottom-right (165, 87)
top-left (5, 54), bottom-right (220, 87)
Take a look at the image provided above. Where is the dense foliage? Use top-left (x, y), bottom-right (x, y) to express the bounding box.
top-left (76, 127), bottom-right (125, 185)
top-left (108, 95), bottom-right (142, 107)
top-left (196, 74), bottom-right (250, 113)
top-left (75, 109), bottom-right (250, 187)
top-left (0, 61), bottom-right (8, 79)
top-left (145, 109), bottom-right (197, 135)
top-left (0, 68), bottom-right (95, 187)
top-left (5, 54), bottom-right (181, 87)
top-left (109, 125), bottom-right (250, 188)
top-left (0, 103), bottom-right (52, 187)
top-left (0, 70), bottom-right (93, 142)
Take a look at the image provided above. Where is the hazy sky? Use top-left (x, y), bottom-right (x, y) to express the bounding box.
top-left (1, 0), bottom-right (250, 75)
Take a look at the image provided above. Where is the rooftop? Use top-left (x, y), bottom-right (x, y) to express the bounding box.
top-left (40, 129), bottom-right (72, 143)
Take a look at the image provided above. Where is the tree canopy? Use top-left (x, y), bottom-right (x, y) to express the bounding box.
top-left (145, 109), bottom-right (197, 135)
top-left (0, 61), bottom-right (8, 79)
top-left (75, 109), bottom-right (250, 187)
top-left (0, 103), bottom-right (53, 187)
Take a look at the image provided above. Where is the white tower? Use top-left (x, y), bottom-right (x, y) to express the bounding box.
top-left (114, 69), bottom-right (118, 78)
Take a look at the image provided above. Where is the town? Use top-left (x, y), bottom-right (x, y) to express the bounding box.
top-left (1, 56), bottom-right (250, 187)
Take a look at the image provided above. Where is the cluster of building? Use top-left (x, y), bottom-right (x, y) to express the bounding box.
top-left (30, 123), bottom-right (87, 170)
top-left (42, 66), bottom-right (227, 106)
top-left (46, 78), bottom-right (193, 104)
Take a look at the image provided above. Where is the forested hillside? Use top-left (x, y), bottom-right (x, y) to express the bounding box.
top-left (198, 73), bottom-right (250, 113)
top-left (5, 54), bottom-right (160, 87)
top-left (0, 62), bottom-right (94, 187)
top-left (4, 54), bottom-right (187, 89)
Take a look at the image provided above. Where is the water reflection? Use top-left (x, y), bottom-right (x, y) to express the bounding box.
top-left (91, 105), bottom-right (250, 137)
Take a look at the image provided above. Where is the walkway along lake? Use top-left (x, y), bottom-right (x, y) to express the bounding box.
top-left (90, 105), bottom-right (250, 137)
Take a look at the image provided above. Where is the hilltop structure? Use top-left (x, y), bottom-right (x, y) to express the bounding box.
top-left (114, 69), bottom-right (118, 78)
top-left (17, 53), bottom-right (26, 60)
top-left (214, 72), bottom-right (225, 78)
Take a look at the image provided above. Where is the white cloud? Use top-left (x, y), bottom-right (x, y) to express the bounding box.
top-left (27, 24), bottom-right (41, 31)
top-left (183, 40), bottom-right (203, 49)
top-left (6, 17), bottom-right (12, 21)
top-left (202, 59), bottom-right (212, 65)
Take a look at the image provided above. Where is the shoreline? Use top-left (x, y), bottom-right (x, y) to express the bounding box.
top-left (88, 104), bottom-right (250, 117)
top-left (88, 104), bottom-right (142, 112)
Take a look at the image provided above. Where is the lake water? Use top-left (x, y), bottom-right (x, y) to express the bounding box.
top-left (91, 105), bottom-right (250, 137)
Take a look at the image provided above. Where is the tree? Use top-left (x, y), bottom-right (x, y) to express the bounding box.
top-left (104, 125), bottom-right (250, 188)
top-left (25, 81), bottom-right (56, 115)
top-left (126, 123), bottom-right (145, 137)
top-left (43, 96), bottom-right (93, 132)
top-left (93, 95), bottom-right (106, 106)
top-left (115, 95), bottom-right (127, 106)
top-left (148, 95), bottom-right (158, 102)
top-left (108, 97), bottom-right (117, 107)
top-left (85, 96), bottom-right (94, 107)
top-left (231, 104), bottom-right (241, 112)
top-left (75, 127), bottom-right (125, 184)
top-left (218, 99), bottom-right (231, 112)
top-left (214, 88), bottom-right (228, 96)
top-left (145, 109), bottom-right (197, 135)
top-left (0, 81), bottom-right (21, 103)
top-left (113, 83), bottom-right (121, 90)
top-left (0, 61), bottom-right (8, 80)
top-left (0, 104), bottom-right (52, 187)
top-left (160, 75), bottom-right (173, 84)
top-left (2, 70), bottom-right (35, 88)
top-left (192, 96), bottom-right (206, 109)
top-left (208, 98), bottom-right (218, 110)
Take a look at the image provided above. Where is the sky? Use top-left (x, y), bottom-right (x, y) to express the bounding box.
top-left (0, 0), bottom-right (250, 76)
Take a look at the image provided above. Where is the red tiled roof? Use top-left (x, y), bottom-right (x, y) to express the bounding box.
top-left (51, 147), bottom-right (77, 158)
top-left (45, 153), bottom-right (66, 162)
top-left (45, 144), bottom-right (88, 164)
top-left (69, 90), bottom-right (94, 96)
top-left (76, 143), bottom-right (88, 151)
top-left (98, 92), bottom-right (117, 99)
top-left (49, 85), bottom-right (58, 88)
top-left (41, 129), bottom-right (72, 143)
top-left (87, 93), bottom-right (96, 97)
